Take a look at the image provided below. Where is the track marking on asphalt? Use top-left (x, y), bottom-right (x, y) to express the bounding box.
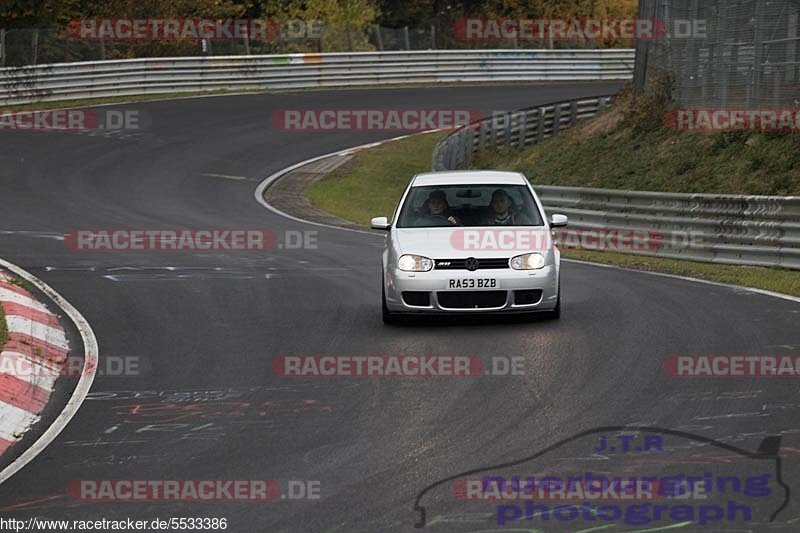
top-left (0, 257), bottom-right (98, 486)
top-left (103, 273), bottom-right (257, 282)
top-left (0, 231), bottom-right (63, 240)
top-left (44, 266), bottom-right (97, 272)
top-left (201, 172), bottom-right (250, 181)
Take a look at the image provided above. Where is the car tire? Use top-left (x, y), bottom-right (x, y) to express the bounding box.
top-left (382, 288), bottom-right (399, 325)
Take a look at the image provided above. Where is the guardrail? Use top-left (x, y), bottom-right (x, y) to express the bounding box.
top-left (432, 97), bottom-right (800, 270)
top-left (0, 49), bottom-right (634, 105)
top-left (432, 95), bottom-right (614, 170)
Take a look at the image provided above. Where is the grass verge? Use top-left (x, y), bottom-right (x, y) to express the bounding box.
top-left (307, 131), bottom-right (449, 226)
top-left (0, 302), bottom-right (7, 348)
top-left (305, 128), bottom-right (800, 297)
top-left (470, 88), bottom-right (800, 195)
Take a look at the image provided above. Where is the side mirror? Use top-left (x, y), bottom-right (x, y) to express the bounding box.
top-left (550, 214), bottom-right (568, 228)
top-left (371, 216), bottom-right (391, 231)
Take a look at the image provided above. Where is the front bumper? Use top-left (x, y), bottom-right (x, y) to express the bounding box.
top-left (384, 265), bottom-right (559, 314)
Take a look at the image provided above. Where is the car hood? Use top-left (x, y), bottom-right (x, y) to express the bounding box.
top-left (394, 227), bottom-right (552, 258)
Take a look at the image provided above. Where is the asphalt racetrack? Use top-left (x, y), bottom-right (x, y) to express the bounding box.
top-left (0, 82), bottom-right (798, 531)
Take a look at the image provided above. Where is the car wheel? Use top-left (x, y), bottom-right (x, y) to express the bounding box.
top-left (382, 288), bottom-right (399, 325)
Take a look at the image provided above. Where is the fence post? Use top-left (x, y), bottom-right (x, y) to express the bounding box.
top-left (0, 29), bottom-right (5, 67)
top-left (774, 70), bottom-right (782, 107)
top-left (346, 26), bottom-right (353, 52)
top-left (552, 104), bottom-right (562, 135)
top-left (537, 107), bottom-right (546, 143)
top-left (788, 13), bottom-right (798, 83)
top-left (31, 29), bottom-right (39, 65)
top-left (492, 112), bottom-right (502, 147)
top-left (517, 111), bottom-right (527, 147)
top-left (403, 26), bottom-right (410, 50)
top-left (684, 0), bottom-right (701, 107)
top-left (751, 1), bottom-right (765, 107)
top-left (431, 25), bottom-right (436, 49)
top-left (632, 0), bottom-right (657, 96)
top-left (460, 133), bottom-right (467, 168)
top-left (65, 28), bottom-right (70, 61)
top-left (464, 130), bottom-right (474, 167)
top-left (504, 112), bottom-right (512, 145)
top-left (374, 25), bottom-right (383, 51)
top-left (570, 100), bottom-right (579, 126)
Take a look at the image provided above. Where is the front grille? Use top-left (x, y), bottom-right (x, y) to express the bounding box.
top-left (403, 291), bottom-right (431, 307)
top-left (437, 291), bottom-right (507, 309)
top-left (434, 258), bottom-right (510, 270)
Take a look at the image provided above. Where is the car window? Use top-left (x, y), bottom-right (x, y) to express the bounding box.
top-left (396, 184), bottom-right (544, 228)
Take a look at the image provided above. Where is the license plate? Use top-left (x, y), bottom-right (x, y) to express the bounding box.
top-left (448, 278), bottom-right (497, 289)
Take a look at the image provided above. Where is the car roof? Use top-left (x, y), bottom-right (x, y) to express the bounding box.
top-left (411, 171), bottom-right (528, 187)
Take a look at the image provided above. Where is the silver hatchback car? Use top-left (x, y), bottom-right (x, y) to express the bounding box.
top-left (372, 171), bottom-right (567, 324)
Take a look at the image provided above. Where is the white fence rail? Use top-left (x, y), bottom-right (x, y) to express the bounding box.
top-left (538, 186), bottom-right (800, 269)
top-left (432, 97), bottom-right (800, 270)
top-left (0, 49), bottom-right (634, 105)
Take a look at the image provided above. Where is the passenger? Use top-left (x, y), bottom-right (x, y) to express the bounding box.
top-left (486, 189), bottom-right (519, 225)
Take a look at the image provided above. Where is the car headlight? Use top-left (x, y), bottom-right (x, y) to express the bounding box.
top-left (397, 254), bottom-right (434, 272)
top-left (511, 253), bottom-right (546, 270)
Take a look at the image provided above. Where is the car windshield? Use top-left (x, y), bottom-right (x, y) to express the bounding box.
top-left (396, 184), bottom-right (544, 228)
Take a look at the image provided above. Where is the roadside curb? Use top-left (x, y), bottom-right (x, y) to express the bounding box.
top-left (0, 270), bottom-right (69, 457)
top-left (0, 259), bottom-right (98, 484)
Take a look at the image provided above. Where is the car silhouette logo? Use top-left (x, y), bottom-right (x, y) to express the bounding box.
top-left (465, 257), bottom-right (480, 271)
top-left (412, 425), bottom-right (790, 529)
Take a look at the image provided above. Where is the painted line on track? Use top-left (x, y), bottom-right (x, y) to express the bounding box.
top-left (563, 258), bottom-right (800, 305)
top-left (0, 257), bottom-right (98, 485)
top-left (254, 130), bottom-right (447, 237)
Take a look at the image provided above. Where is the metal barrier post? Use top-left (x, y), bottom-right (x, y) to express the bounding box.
top-left (537, 107), bottom-right (547, 143)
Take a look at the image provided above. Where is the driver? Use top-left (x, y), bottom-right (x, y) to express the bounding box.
top-left (424, 190), bottom-right (460, 225)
